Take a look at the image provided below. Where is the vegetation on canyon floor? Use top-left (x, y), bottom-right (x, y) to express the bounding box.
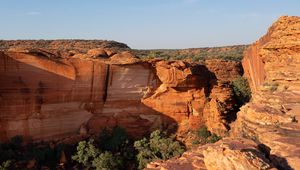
top-left (0, 127), bottom-right (187, 170)
top-left (134, 130), bottom-right (185, 169)
top-left (0, 126), bottom-right (225, 170)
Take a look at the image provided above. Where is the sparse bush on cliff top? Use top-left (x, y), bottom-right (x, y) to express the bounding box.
top-left (232, 76), bottom-right (252, 104)
top-left (134, 45), bottom-right (248, 62)
top-left (134, 130), bottom-right (185, 169)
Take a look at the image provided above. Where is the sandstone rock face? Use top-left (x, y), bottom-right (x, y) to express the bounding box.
top-left (142, 60), bottom-right (241, 136)
top-left (232, 16), bottom-right (300, 170)
top-left (146, 138), bottom-right (275, 170)
top-left (0, 41), bottom-right (242, 141)
top-left (0, 49), bottom-right (160, 140)
top-left (0, 51), bottom-right (105, 140)
top-left (203, 60), bottom-right (242, 135)
top-left (87, 63), bottom-right (162, 138)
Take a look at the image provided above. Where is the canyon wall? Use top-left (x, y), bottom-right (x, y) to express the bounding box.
top-left (0, 44), bottom-right (242, 141)
top-left (232, 16), bottom-right (300, 169)
top-left (146, 16), bottom-right (300, 170)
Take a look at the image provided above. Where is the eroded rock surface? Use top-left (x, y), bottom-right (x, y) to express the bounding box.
top-left (142, 60), bottom-right (241, 136)
top-left (232, 16), bottom-right (300, 169)
top-left (146, 138), bottom-right (275, 170)
top-left (145, 16), bottom-right (300, 170)
top-left (0, 42), bottom-right (242, 141)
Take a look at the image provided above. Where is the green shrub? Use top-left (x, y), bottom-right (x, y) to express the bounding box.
top-left (195, 127), bottom-right (222, 144)
top-left (134, 130), bottom-right (185, 169)
top-left (72, 139), bottom-right (123, 170)
top-left (0, 160), bottom-right (12, 170)
top-left (192, 141), bottom-right (200, 145)
top-left (208, 134), bottom-right (222, 143)
top-left (232, 76), bottom-right (252, 104)
top-left (92, 151), bottom-right (122, 170)
top-left (197, 127), bottom-right (211, 139)
top-left (72, 139), bottom-right (99, 167)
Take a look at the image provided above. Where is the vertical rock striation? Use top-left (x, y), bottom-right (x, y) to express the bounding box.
top-left (0, 46), bottom-right (242, 141)
top-left (232, 16), bottom-right (300, 169)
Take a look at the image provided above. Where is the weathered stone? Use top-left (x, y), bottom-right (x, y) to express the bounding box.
top-left (232, 16), bottom-right (300, 170)
top-left (146, 138), bottom-right (275, 170)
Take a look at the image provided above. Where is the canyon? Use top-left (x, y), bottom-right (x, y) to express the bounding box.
top-left (147, 16), bottom-right (300, 170)
top-left (0, 16), bottom-right (299, 170)
top-left (0, 41), bottom-right (242, 141)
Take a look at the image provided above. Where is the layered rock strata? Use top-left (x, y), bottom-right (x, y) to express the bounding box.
top-left (145, 16), bottom-right (300, 170)
top-left (0, 44), bottom-right (241, 141)
top-left (232, 16), bottom-right (300, 170)
top-left (146, 138), bottom-right (275, 170)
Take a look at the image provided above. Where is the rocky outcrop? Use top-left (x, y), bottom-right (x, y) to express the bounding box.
top-left (203, 60), bottom-right (241, 135)
top-left (0, 43), bottom-right (242, 141)
top-left (146, 138), bottom-right (275, 170)
top-left (232, 16), bottom-right (300, 169)
top-left (142, 60), bottom-right (241, 136)
top-left (145, 16), bottom-right (300, 170)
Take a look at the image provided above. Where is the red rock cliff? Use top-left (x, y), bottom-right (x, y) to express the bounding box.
top-left (0, 43), bottom-right (242, 141)
top-left (145, 16), bottom-right (300, 170)
top-left (232, 16), bottom-right (300, 169)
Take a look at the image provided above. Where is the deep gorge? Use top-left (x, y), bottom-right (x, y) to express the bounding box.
top-left (0, 16), bottom-right (299, 170)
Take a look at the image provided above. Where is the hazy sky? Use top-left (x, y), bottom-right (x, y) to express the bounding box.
top-left (0, 0), bottom-right (299, 49)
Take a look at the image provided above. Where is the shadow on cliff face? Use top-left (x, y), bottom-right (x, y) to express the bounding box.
top-left (258, 144), bottom-right (293, 170)
top-left (0, 53), bottom-right (181, 141)
top-left (172, 64), bottom-right (217, 97)
top-left (0, 52), bottom-right (96, 141)
top-left (87, 62), bottom-right (180, 140)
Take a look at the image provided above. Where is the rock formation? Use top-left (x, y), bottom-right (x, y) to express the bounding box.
top-left (146, 138), bottom-right (275, 170)
top-left (232, 16), bottom-right (300, 170)
top-left (1, 15), bottom-right (298, 170)
top-left (145, 16), bottom-right (300, 170)
top-left (0, 41), bottom-right (241, 141)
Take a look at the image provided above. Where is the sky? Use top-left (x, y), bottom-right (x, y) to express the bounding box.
top-left (0, 0), bottom-right (299, 49)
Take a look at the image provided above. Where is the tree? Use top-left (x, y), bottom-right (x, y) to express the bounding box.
top-left (92, 151), bottom-right (121, 170)
top-left (134, 130), bottom-right (185, 169)
top-left (72, 139), bottom-right (122, 169)
top-left (72, 139), bottom-right (99, 167)
top-left (232, 76), bottom-right (252, 104)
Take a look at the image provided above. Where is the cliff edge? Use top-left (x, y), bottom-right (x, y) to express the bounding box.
top-left (146, 16), bottom-right (300, 170)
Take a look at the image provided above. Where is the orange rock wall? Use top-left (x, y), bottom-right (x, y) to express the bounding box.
top-left (0, 52), bottom-right (107, 140)
top-left (0, 50), bottom-right (242, 141)
top-left (232, 16), bottom-right (300, 169)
